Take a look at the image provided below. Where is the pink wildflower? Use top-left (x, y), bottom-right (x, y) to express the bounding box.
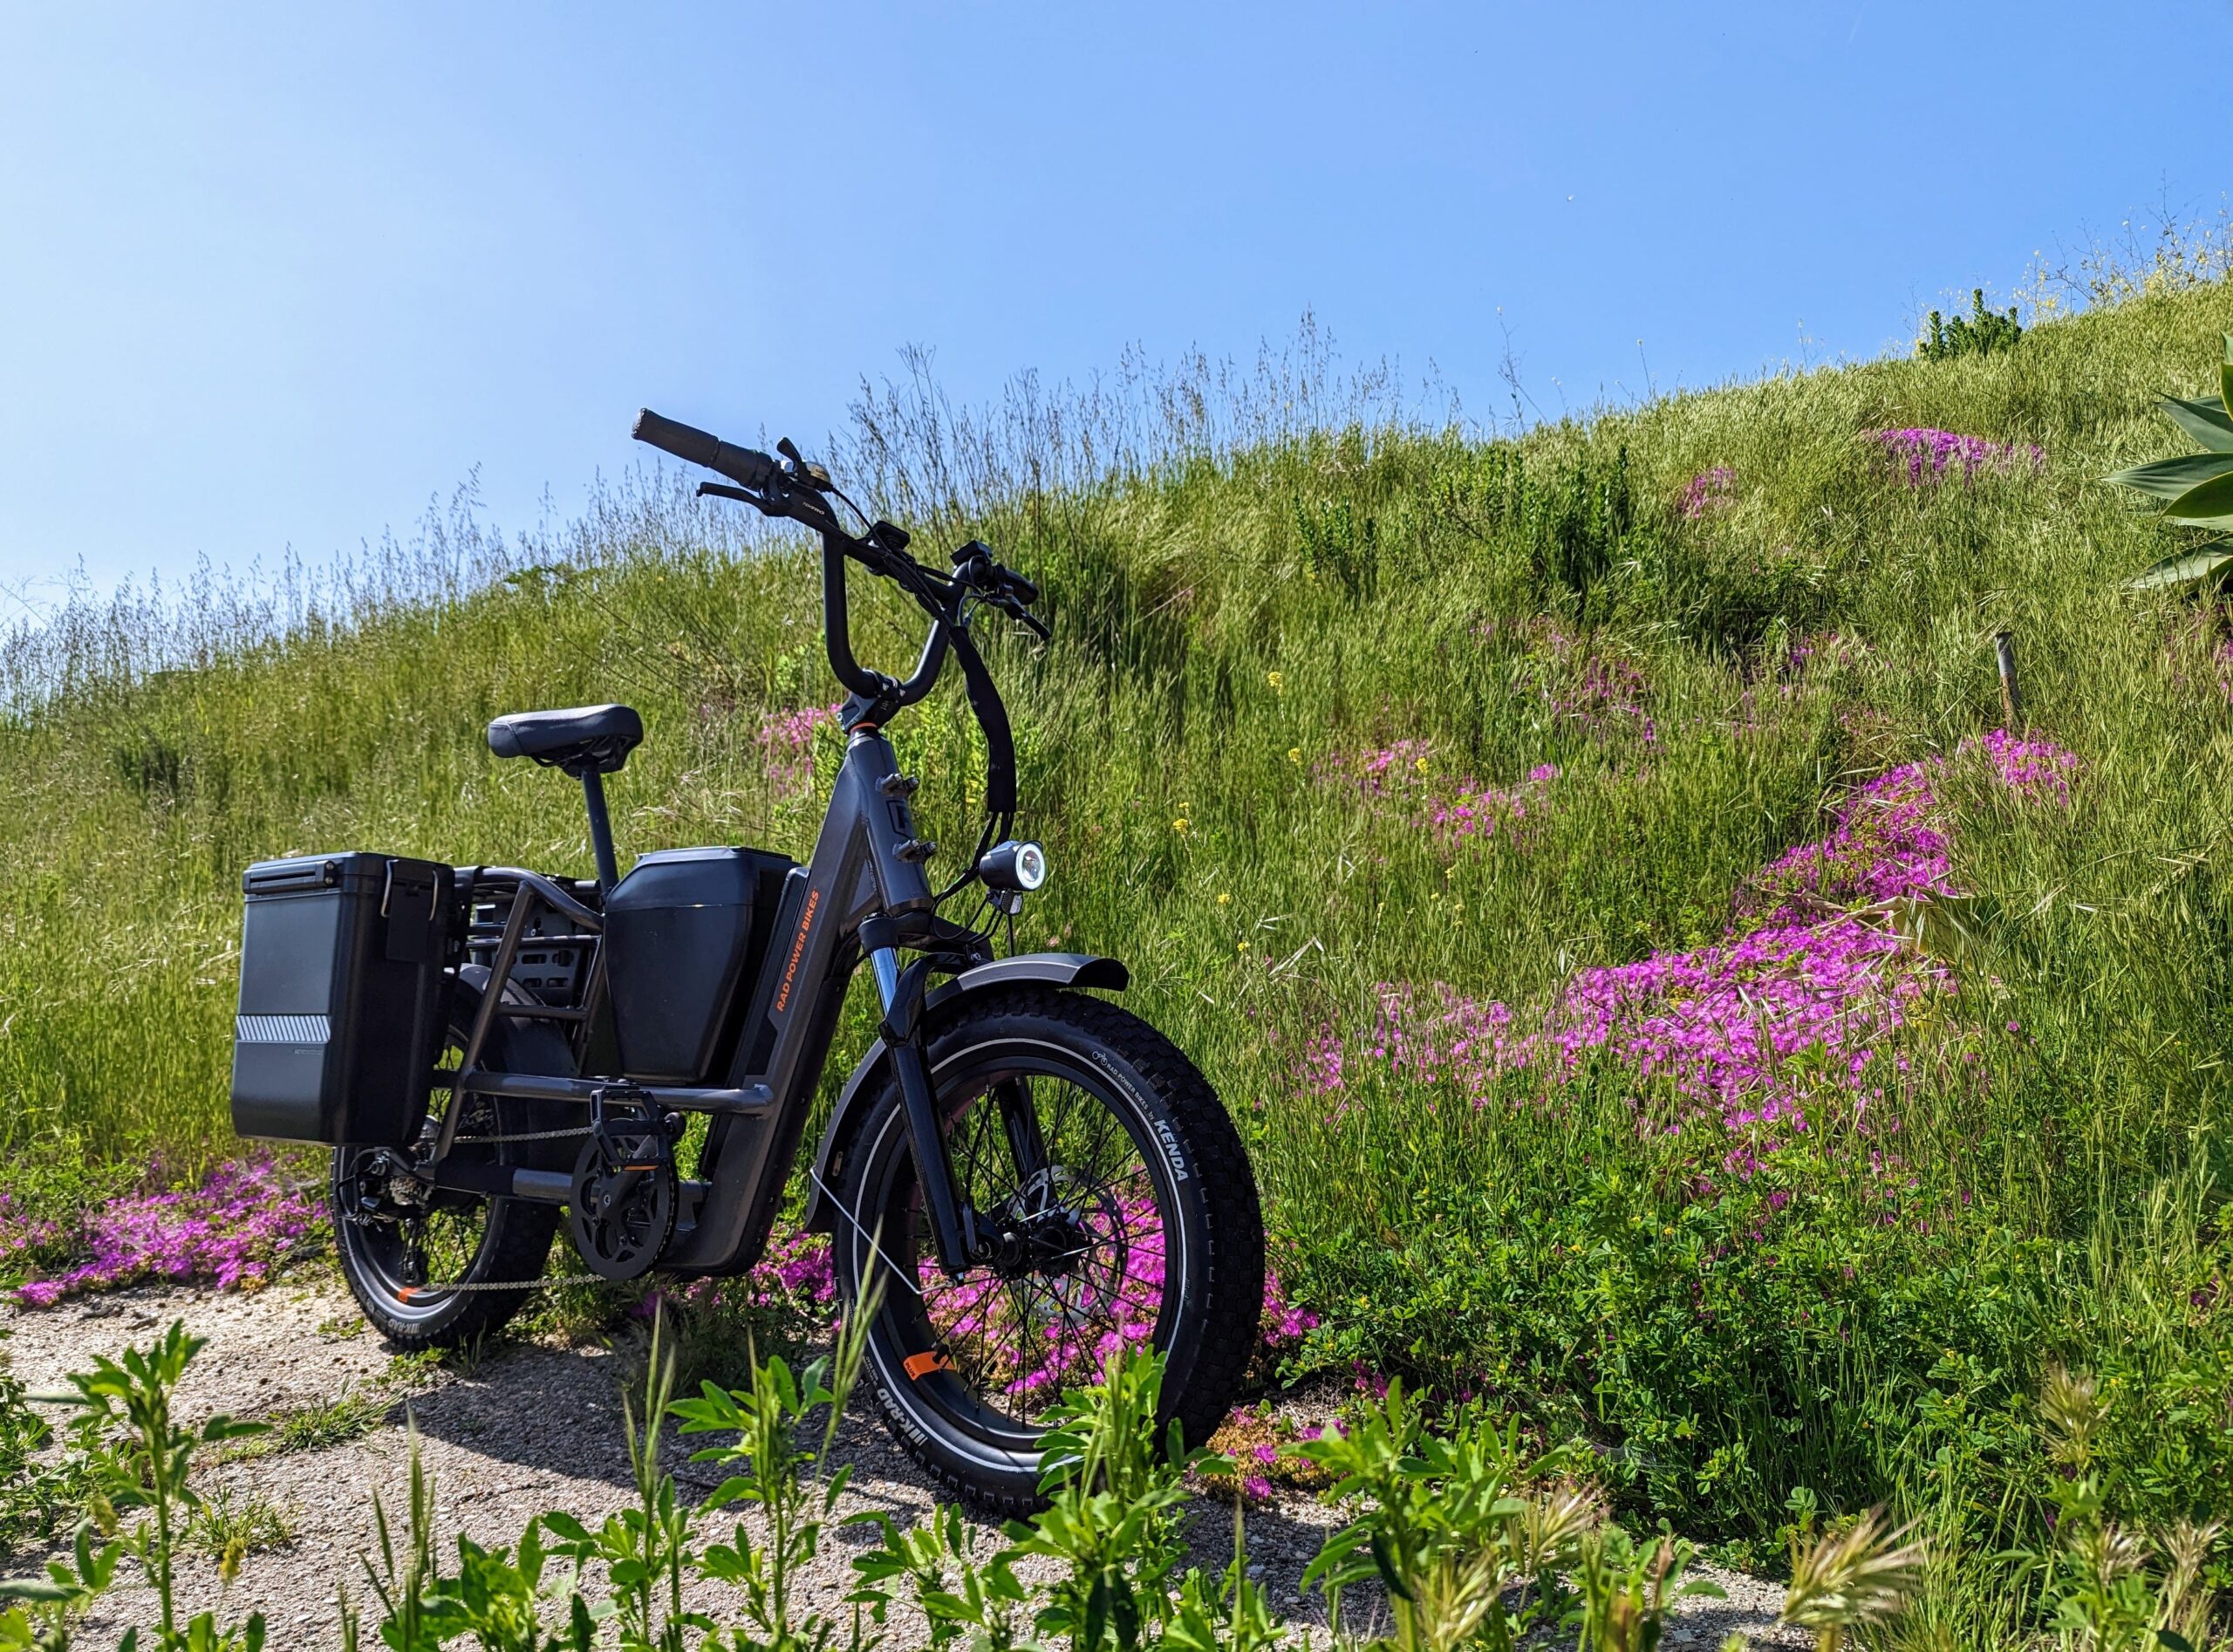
top-left (1871, 427), bottom-right (2045, 485)
top-left (1680, 466), bottom-right (1736, 519)
top-left (15, 1157), bottom-right (318, 1308)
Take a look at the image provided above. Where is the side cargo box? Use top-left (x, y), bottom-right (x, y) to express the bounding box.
top-left (230, 853), bottom-right (453, 1146)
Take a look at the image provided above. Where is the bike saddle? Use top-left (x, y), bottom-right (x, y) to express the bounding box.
top-left (486, 703), bottom-right (644, 775)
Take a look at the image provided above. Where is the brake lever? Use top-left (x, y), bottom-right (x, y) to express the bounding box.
top-left (985, 590), bottom-right (1050, 640)
top-left (697, 481), bottom-right (761, 506)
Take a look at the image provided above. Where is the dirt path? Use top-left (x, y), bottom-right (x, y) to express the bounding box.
top-left (3, 1275), bottom-right (1799, 1648)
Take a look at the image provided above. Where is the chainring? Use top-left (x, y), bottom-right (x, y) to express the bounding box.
top-left (568, 1130), bottom-right (678, 1282)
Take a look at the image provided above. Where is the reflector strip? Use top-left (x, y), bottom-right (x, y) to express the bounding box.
top-left (236, 1014), bottom-right (331, 1044)
top-left (902, 1348), bottom-right (953, 1380)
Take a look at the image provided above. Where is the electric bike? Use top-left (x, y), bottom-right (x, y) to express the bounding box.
top-left (229, 410), bottom-right (1264, 1507)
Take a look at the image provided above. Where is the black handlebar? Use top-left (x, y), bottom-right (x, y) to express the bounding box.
top-left (821, 542), bottom-right (900, 703)
top-left (630, 406), bottom-right (1036, 826)
top-left (632, 409), bottom-right (780, 492)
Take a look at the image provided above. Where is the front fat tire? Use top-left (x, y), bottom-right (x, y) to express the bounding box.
top-left (833, 986), bottom-right (1265, 1513)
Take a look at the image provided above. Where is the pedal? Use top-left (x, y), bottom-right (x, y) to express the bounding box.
top-left (589, 1085), bottom-right (667, 1168)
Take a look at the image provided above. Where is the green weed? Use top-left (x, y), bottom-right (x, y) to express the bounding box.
top-left (186, 1482), bottom-right (294, 1567)
top-left (222, 1388), bottom-right (387, 1462)
top-left (9, 1321), bottom-right (270, 1649)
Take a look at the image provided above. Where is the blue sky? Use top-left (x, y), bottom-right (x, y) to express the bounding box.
top-left (1, 2), bottom-right (2226, 600)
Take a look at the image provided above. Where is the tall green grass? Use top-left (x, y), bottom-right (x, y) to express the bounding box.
top-left (7, 263), bottom-right (2233, 1642)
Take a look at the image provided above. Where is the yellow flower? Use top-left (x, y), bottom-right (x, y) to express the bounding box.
top-left (1171, 817), bottom-right (1190, 834)
top-left (1414, 755), bottom-right (1429, 775)
top-left (1217, 892), bottom-right (1233, 905)
top-left (1287, 747), bottom-right (1301, 765)
top-left (1267, 670), bottom-right (1285, 693)
top-left (1237, 940), bottom-right (1251, 952)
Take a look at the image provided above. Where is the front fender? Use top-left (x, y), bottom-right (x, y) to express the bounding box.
top-left (799, 952), bottom-right (1128, 1234)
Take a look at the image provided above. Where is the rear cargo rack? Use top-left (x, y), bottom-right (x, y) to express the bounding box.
top-left (433, 866), bottom-right (603, 1159)
top-left (431, 866), bottom-right (775, 1164)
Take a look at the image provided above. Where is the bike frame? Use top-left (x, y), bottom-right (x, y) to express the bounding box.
top-left (419, 427), bottom-right (1102, 1283)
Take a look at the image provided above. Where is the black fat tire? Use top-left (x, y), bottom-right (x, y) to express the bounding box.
top-left (331, 995), bottom-right (567, 1349)
top-left (832, 986), bottom-right (1264, 1513)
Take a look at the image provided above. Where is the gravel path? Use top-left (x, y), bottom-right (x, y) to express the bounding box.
top-left (3, 1276), bottom-right (1799, 1648)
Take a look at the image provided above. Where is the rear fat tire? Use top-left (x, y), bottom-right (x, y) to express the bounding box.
top-left (332, 1171), bottom-right (561, 1348)
top-left (831, 986), bottom-right (1264, 1513)
top-left (331, 1000), bottom-right (568, 1349)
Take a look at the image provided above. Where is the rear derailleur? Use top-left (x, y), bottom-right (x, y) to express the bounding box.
top-left (339, 1148), bottom-right (430, 1225)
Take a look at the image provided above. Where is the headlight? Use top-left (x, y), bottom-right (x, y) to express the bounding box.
top-left (979, 839), bottom-right (1048, 892)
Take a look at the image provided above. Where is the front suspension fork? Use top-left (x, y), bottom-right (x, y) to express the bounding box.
top-left (864, 922), bottom-right (980, 1278)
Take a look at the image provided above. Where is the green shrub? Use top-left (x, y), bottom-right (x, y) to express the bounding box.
top-left (1916, 289), bottom-right (2024, 362)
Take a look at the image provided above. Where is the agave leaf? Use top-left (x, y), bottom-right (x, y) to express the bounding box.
top-left (2160, 394), bottom-right (2233, 453)
top-left (2223, 331), bottom-right (2233, 429)
top-left (2166, 468), bottom-right (2233, 528)
top-left (2105, 454), bottom-right (2233, 500)
top-left (2125, 546), bottom-right (2233, 591)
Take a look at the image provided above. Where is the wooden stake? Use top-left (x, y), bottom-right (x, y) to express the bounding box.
top-left (1994, 631), bottom-right (2021, 730)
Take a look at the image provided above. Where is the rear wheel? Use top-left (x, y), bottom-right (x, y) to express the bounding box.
top-left (831, 986), bottom-right (1263, 1512)
top-left (331, 1000), bottom-right (566, 1348)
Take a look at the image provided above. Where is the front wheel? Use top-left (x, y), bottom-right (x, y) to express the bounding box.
top-left (831, 986), bottom-right (1264, 1512)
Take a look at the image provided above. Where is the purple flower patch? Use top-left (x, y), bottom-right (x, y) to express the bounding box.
top-left (15, 1157), bottom-right (320, 1308)
top-left (1871, 427), bottom-right (2045, 485)
top-left (1340, 741), bottom-right (1560, 845)
top-left (1680, 466), bottom-right (1737, 520)
top-left (755, 700), bottom-right (843, 790)
top-left (1309, 732), bottom-right (2078, 1157)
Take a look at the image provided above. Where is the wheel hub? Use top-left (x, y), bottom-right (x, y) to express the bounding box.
top-left (980, 1205), bottom-right (1091, 1280)
top-left (342, 1150), bottom-right (427, 1225)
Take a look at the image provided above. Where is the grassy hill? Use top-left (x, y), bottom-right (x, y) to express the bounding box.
top-left (9, 270), bottom-right (2233, 1630)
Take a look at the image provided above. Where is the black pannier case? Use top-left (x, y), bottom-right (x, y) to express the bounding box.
top-left (230, 854), bottom-right (453, 1146)
top-left (604, 847), bottom-right (794, 1083)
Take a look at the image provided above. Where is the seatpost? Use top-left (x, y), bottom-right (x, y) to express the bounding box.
top-left (578, 769), bottom-right (621, 891)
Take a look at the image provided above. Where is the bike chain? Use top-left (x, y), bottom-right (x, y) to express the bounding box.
top-left (448, 1126), bottom-right (594, 1144)
top-left (398, 1125), bottom-right (597, 1294)
top-left (399, 1273), bottom-right (604, 1296)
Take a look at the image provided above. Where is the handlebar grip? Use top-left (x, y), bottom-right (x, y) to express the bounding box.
top-left (632, 409), bottom-right (778, 491)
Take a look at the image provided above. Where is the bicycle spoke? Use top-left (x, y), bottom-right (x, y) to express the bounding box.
top-left (877, 1058), bottom-right (1183, 1429)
